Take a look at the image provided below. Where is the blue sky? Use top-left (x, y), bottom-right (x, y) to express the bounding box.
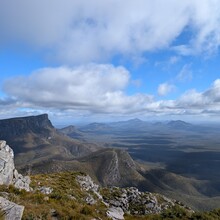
top-left (1, 0), bottom-right (220, 124)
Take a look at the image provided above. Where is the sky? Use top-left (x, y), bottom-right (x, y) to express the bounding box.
top-left (1, 0), bottom-right (220, 124)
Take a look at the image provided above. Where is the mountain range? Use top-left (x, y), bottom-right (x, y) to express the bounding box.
top-left (1, 114), bottom-right (220, 211)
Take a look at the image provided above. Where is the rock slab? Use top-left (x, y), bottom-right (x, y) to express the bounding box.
top-left (0, 196), bottom-right (24, 220)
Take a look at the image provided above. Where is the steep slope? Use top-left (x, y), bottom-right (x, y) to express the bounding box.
top-left (78, 148), bottom-right (145, 186)
top-left (0, 114), bottom-right (100, 167)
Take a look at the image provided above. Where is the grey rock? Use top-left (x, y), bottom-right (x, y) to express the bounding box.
top-left (13, 176), bottom-right (31, 192)
top-left (107, 207), bottom-right (124, 220)
top-left (13, 169), bottom-right (19, 180)
top-left (38, 186), bottom-right (53, 195)
top-left (77, 175), bottom-right (108, 206)
top-left (85, 195), bottom-right (96, 205)
top-left (102, 186), bottom-right (188, 215)
top-left (0, 140), bottom-right (31, 191)
top-left (0, 196), bottom-right (24, 220)
top-left (0, 141), bottom-right (15, 186)
top-left (77, 175), bottom-right (99, 192)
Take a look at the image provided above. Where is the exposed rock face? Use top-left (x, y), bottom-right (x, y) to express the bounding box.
top-left (0, 141), bottom-right (14, 185)
top-left (0, 196), bottom-right (24, 220)
top-left (0, 114), bottom-right (53, 139)
top-left (0, 140), bottom-right (30, 191)
top-left (104, 151), bottom-right (121, 185)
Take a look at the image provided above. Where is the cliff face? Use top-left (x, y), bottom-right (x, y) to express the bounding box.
top-left (0, 114), bottom-right (53, 139)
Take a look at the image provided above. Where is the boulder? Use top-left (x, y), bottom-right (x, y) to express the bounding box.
top-left (0, 196), bottom-right (24, 220)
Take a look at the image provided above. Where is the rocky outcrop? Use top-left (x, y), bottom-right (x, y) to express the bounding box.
top-left (0, 196), bottom-right (24, 220)
top-left (77, 175), bottom-right (103, 205)
top-left (0, 140), bottom-right (31, 191)
top-left (76, 174), bottom-right (192, 220)
top-left (103, 186), bottom-right (192, 216)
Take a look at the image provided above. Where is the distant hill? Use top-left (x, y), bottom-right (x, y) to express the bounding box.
top-left (167, 120), bottom-right (192, 129)
top-left (79, 122), bottom-right (113, 133)
top-left (59, 125), bottom-right (84, 139)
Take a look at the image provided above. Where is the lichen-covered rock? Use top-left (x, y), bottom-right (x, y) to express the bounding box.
top-left (0, 196), bottom-right (24, 220)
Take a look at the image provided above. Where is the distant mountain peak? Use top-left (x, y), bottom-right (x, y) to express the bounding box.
top-left (128, 118), bottom-right (143, 122)
top-left (167, 120), bottom-right (192, 128)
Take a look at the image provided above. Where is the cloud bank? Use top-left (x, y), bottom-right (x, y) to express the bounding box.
top-left (3, 64), bottom-right (153, 114)
top-left (1, 64), bottom-right (220, 120)
top-left (1, 0), bottom-right (220, 63)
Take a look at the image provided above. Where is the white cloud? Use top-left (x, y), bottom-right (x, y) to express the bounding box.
top-left (158, 83), bottom-right (175, 96)
top-left (1, 0), bottom-right (220, 63)
top-left (3, 64), bottom-right (153, 114)
top-left (3, 68), bottom-right (220, 120)
top-left (178, 79), bottom-right (220, 109)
